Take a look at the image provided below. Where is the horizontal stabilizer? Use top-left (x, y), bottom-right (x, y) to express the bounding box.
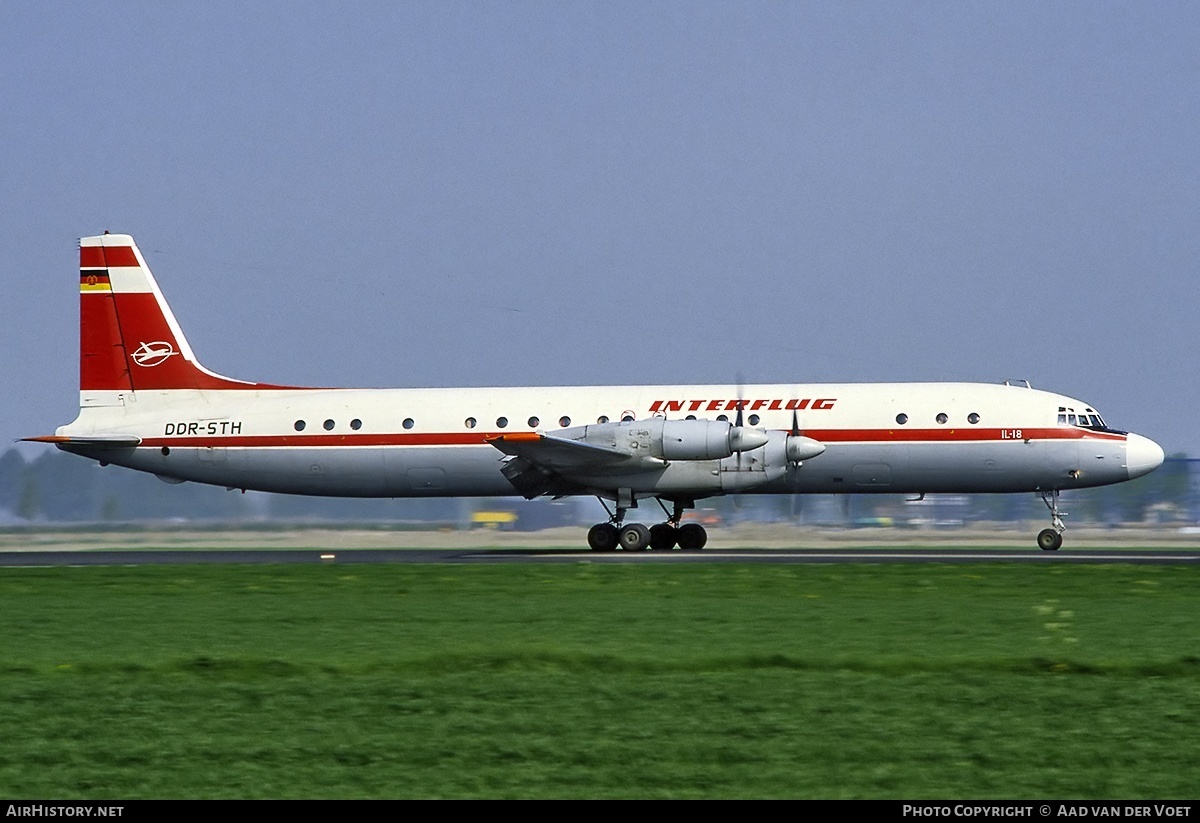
top-left (21, 434), bottom-right (142, 447)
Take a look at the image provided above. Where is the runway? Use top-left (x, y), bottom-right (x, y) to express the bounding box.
top-left (2, 547), bottom-right (1199, 566)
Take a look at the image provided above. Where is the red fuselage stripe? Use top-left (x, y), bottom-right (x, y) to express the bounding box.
top-left (139, 428), bottom-right (1127, 449)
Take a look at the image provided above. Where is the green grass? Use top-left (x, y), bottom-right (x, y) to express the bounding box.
top-left (1, 561), bottom-right (1198, 798)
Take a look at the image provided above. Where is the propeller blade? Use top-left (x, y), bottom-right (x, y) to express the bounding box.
top-left (734, 374), bottom-right (745, 429)
top-left (734, 375), bottom-right (744, 468)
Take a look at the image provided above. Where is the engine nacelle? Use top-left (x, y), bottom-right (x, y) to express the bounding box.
top-left (660, 418), bottom-right (767, 460)
top-left (560, 417), bottom-right (769, 462)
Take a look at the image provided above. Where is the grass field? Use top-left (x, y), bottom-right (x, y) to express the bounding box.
top-left (1, 559), bottom-right (1198, 798)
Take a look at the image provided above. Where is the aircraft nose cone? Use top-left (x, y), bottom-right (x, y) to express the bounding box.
top-left (1126, 433), bottom-right (1165, 480)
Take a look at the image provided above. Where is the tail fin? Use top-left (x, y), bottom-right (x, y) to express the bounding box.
top-left (79, 233), bottom-right (275, 399)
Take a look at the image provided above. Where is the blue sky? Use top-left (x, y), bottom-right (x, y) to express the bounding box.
top-left (4, 2), bottom-right (1197, 455)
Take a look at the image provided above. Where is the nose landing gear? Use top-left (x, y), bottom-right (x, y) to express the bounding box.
top-left (1037, 490), bottom-right (1066, 551)
top-left (1036, 528), bottom-right (1063, 552)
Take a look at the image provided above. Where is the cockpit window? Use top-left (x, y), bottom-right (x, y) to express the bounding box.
top-left (1058, 406), bottom-right (1108, 431)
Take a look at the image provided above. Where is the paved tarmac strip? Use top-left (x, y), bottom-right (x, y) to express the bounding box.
top-left (1, 548), bottom-right (1198, 567)
top-left (474, 549), bottom-right (1200, 564)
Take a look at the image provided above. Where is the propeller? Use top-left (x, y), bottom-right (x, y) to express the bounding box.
top-left (785, 408), bottom-right (826, 464)
top-left (728, 377), bottom-right (767, 468)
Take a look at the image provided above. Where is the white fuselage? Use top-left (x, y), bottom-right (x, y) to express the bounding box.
top-left (59, 381), bottom-right (1159, 500)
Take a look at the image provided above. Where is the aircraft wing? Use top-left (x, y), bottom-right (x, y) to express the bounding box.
top-left (488, 432), bottom-right (664, 471)
top-left (487, 432), bottom-right (666, 499)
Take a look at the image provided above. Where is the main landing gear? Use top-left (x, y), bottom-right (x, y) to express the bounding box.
top-left (1037, 489), bottom-right (1066, 552)
top-left (586, 498), bottom-right (708, 552)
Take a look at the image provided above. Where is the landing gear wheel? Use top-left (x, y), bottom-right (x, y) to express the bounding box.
top-left (587, 523), bottom-right (619, 552)
top-left (676, 523), bottom-right (708, 551)
top-left (1038, 490), bottom-right (1067, 552)
top-left (619, 523), bottom-right (651, 552)
top-left (649, 523), bottom-right (678, 551)
top-left (1037, 529), bottom-right (1063, 552)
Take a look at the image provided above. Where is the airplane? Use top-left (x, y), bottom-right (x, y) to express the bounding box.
top-left (25, 233), bottom-right (1165, 552)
